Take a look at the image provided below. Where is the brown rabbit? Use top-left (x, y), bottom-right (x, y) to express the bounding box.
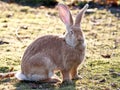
top-left (15, 4), bottom-right (89, 83)
top-left (0, 4), bottom-right (89, 83)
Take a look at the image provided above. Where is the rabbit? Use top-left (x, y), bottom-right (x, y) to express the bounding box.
top-left (15, 3), bottom-right (89, 83)
top-left (0, 4), bottom-right (89, 83)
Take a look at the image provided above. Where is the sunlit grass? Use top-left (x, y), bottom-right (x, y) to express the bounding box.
top-left (0, 1), bottom-right (120, 90)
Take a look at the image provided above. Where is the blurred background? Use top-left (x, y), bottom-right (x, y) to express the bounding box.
top-left (2, 0), bottom-right (120, 7)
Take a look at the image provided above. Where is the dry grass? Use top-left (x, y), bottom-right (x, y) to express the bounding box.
top-left (0, 1), bottom-right (120, 90)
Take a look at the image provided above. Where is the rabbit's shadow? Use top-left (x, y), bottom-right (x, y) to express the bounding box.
top-left (14, 79), bottom-right (77, 90)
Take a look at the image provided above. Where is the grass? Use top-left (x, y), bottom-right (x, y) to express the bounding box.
top-left (0, 1), bottom-right (120, 90)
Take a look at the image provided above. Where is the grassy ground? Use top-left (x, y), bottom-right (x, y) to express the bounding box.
top-left (0, 1), bottom-right (120, 90)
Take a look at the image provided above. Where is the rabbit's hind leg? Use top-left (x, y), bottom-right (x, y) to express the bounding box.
top-left (24, 54), bottom-right (50, 81)
top-left (27, 67), bottom-right (48, 81)
top-left (28, 54), bottom-right (61, 83)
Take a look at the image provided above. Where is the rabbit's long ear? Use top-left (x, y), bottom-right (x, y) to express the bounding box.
top-left (57, 4), bottom-right (73, 27)
top-left (75, 4), bottom-right (89, 27)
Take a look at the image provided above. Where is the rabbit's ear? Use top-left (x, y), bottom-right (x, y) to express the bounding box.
top-left (75, 4), bottom-right (89, 27)
top-left (58, 4), bottom-right (73, 27)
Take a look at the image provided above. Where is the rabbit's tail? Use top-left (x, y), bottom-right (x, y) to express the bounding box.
top-left (15, 71), bottom-right (28, 80)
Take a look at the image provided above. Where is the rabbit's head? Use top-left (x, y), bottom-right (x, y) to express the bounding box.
top-left (58, 4), bottom-right (88, 48)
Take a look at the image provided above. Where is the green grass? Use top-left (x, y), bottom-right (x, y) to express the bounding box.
top-left (0, 1), bottom-right (120, 90)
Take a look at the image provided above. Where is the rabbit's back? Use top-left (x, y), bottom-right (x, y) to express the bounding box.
top-left (22, 35), bottom-right (64, 60)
